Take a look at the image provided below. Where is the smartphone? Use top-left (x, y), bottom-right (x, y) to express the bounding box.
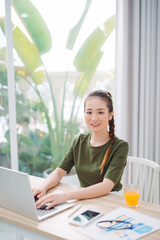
top-left (69, 209), bottom-right (103, 226)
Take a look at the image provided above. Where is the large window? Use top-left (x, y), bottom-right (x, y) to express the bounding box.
top-left (0, 0), bottom-right (115, 176)
top-left (0, 0), bottom-right (11, 168)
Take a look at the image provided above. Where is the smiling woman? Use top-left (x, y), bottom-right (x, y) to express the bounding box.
top-left (84, 94), bottom-right (113, 138)
top-left (32, 90), bottom-right (129, 209)
top-left (84, 90), bottom-right (115, 174)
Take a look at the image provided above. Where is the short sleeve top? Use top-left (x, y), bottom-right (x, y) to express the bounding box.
top-left (58, 133), bottom-right (129, 191)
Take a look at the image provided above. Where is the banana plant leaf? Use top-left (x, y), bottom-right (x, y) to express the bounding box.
top-left (66, 0), bottom-right (92, 50)
top-left (73, 15), bottom-right (115, 96)
top-left (74, 51), bottom-right (103, 97)
top-left (12, 0), bottom-right (52, 54)
top-left (0, 18), bottom-right (45, 84)
top-left (74, 15), bottom-right (115, 72)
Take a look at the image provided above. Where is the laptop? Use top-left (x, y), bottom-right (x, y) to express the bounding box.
top-left (0, 167), bottom-right (73, 221)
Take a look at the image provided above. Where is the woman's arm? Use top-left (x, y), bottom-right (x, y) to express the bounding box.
top-left (35, 178), bottom-right (114, 209)
top-left (43, 167), bottom-right (67, 189)
top-left (68, 178), bottom-right (114, 200)
top-left (32, 167), bottom-right (67, 198)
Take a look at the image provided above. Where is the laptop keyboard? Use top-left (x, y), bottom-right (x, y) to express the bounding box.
top-left (34, 195), bottom-right (56, 217)
top-left (37, 207), bottom-right (56, 217)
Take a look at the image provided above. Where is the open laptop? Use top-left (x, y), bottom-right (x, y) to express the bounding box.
top-left (0, 167), bottom-right (73, 221)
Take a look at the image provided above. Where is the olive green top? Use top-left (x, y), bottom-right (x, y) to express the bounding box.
top-left (58, 133), bottom-right (129, 191)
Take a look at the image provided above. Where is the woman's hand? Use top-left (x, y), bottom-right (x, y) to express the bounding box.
top-left (32, 167), bottom-right (67, 201)
top-left (32, 186), bottom-right (47, 199)
top-left (35, 192), bottom-right (69, 209)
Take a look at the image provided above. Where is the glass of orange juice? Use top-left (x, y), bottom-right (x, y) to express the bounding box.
top-left (124, 184), bottom-right (140, 208)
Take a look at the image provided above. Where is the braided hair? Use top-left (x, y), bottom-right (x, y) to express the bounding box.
top-left (84, 90), bottom-right (115, 174)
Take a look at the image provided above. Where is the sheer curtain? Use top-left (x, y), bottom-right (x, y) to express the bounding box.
top-left (114, 0), bottom-right (160, 164)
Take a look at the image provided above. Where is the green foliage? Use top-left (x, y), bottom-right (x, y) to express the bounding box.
top-left (0, 0), bottom-right (115, 175)
top-left (12, 0), bottom-right (52, 54)
top-left (0, 18), bottom-right (45, 84)
top-left (66, 0), bottom-right (92, 50)
top-left (73, 15), bottom-right (115, 97)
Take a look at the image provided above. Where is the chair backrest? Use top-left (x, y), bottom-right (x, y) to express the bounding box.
top-left (122, 156), bottom-right (160, 204)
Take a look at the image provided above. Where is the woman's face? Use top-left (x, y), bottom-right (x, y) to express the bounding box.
top-left (84, 97), bottom-right (113, 134)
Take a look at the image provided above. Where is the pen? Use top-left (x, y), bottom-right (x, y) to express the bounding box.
top-left (68, 204), bottom-right (82, 218)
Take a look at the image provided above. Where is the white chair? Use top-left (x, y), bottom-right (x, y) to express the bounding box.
top-left (122, 156), bottom-right (160, 204)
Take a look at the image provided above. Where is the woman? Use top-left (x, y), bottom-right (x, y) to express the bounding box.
top-left (33, 90), bottom-right (129, 209)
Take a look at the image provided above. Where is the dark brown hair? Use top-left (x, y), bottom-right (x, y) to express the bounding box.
top-left (84, 90), bottom-right (115, 174)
